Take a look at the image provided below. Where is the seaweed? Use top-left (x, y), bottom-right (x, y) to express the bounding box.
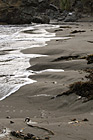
top-left (86, 54), bottom-right (93, 64)
top-left (52, 55), bottom-right (80, 62)
top-left (55, 69), bottom-right (93, 101)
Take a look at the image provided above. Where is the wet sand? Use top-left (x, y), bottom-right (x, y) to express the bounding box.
top-left (0, 22), bottom-right (93, 140)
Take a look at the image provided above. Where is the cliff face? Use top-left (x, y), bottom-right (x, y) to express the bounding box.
top-left (0, 0), bottom-right (50, 24)
top-left (51, 0), bottom-right (93, 13)
top-left (0, 0), bottom-right (93, 24)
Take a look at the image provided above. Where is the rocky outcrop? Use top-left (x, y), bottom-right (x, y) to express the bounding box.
top-left (0, 0), bottom-right (93, 24)
top-left (0, 0), bottom-right (50, 24)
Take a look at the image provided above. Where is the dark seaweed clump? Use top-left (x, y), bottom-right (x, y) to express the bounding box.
top-left (56, 69), bottom-right (93, 101)
top-left (86, 54), bottom-right (93, 64)
top-left (69, 81), bottom-right (93, 100)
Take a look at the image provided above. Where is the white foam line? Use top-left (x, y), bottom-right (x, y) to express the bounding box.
top-left (0, 79), bottom-right (36, 101)
top-left (29, 94), bottom-right (51, 98)
top-left (34, 69), bottom-right (64, 74)
top-left (0, 24), bottom-right (70, 101)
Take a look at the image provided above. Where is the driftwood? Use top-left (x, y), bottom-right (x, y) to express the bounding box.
top-left (27, 123), bottom-right (54, 136)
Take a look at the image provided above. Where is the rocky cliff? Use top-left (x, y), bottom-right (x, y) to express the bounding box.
top-left (0, 0), bottom-right (93, 24)
top-left (0, 0), bottom-right (51, 24)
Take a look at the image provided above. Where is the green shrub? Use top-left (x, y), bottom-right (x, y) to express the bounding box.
top-left (59, 0), bottom-right (71, 11)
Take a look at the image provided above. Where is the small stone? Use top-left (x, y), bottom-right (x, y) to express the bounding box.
top-left (6, 116), bottom-right (11, 119)
top-left (32, 136), bottom-right (36, 140)
top-left (82, 118), bottom-right (89, 122)
top-left (71, 118), bottom-right (76, 121)
top-left (45, 136), bottom-right (49, 140)
top-left (10, 121), bottom-right (14, 124)
top-left (27, 133), bottom-right (34, 138)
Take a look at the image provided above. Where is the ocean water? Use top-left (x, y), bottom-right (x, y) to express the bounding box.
top-left (0, 24), bottom-right (70, 101)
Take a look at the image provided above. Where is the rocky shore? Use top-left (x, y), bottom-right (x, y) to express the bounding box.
top-left (0, 0), bottom-right (93, 24)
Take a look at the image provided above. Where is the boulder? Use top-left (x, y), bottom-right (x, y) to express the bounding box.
top-left (32, 15), bottom-right (50, 24)
top-left (64, 12), bottom-right (78, 22)
top-left (0, 0), bottom-right (50, 24)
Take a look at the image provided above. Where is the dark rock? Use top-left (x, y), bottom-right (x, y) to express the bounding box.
top-left (82, 118), bottom-right (89, 122)
top-left (11, 131), bottom-right (16, 136)
top-left (0, 0), bottom-right (50, 24)
top-left (45, 136), bottom-right (49, 140)
top-left (64, 12), bottom-right (78, 22)
top-left (10, 121), bottom-right (14, 124)
top-left (71, 118), bottom-right (77, 121)
top-left (27, 133), bottom-right (34, 138)
top-left (49, 4), bottom-right (59, 11)
top-left (71, 30), bottom-right (86, 34)
top-left (25, 117), bottom-right (30, 122)
top-left (86, 55), bottom-right (93, 64)
top-left (6, 116), bottom-right (11, 119)
top-left (38, 0), bottom-right (50, 12)
top-left (32, 15), bottom-right (50, 24)
top-left (22, 0), bottom-right (38, 6)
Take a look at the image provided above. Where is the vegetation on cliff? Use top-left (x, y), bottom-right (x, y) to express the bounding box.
top-left (50, 0), bottom-right (93, 13)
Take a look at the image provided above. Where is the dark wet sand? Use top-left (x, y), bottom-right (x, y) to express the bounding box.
top-left (0, 22), bottom-right (93, 140)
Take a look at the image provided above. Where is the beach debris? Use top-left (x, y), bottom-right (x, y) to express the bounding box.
top-left (10, 121), bottom-right (14, 124)
top-left (26, 123), bottom-right (54, 136)
top-left (82, 118), bottom-right (89, 122)
top-left (11, 131), bottom-right (23, 138)
top-left (0, 128), bottom-right (10, 138)
top-left (56, 77), bottom-right (93, 102)
top-left (76, 96), bottom-right (82, 101)
top-left (25, 117), bottom-right (37, 124)
top-left (6, 116), bottom-right (11, 119)
top-left (25, 117), bottom-right (30, 123)
top-left (45, 136), bottom-right (49, 140)
top-left (87, 41), bottom-right (93, 43)
top-left (71, 118), bottom-right (76, 121)
top-left (86, 54), bottom-right (93, 64)
top-left (11, 130), bottom-right (49, 140)
top-left (52, 81), bottom-right (57, 84)
top-left (68, 120), bottom-right (79, 124)
top-left (68, 118), bottom-right (89, 125)
top-left (71, 30), bottom-right (86, 34)
top-left (25, 117), bottom-right (38, 125)
top-left (52, 55), bottom-right (80, 62)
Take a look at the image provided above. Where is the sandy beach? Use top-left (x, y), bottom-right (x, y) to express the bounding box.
top-left (0, 22), bottom-right (93, 140)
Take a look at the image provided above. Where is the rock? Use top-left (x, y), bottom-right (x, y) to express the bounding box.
top-left (71, 118), bottom-right (76, 121)
top-left (86, 54), bottom-right (93, 64)
top-left (0, 0), bottom-right (50, 24)
top-left (82, 118), bottom-right (89, 122)
top-left (45, 136), bottom-right (49, 140)
top-left (38, 0), bottom-right (50, 12)
top-left (6, 116), bottom-right (11, 119)
top-left (25, 117), bottom-right (30, 122)
top-left (49, 4), bottom-right (59, 11)
top-left (32, 15), bottom-right (50, 24)
top-left (22, 0), bottom-right (38, 6)
top-left (64, 12), bottom-right (78, 22)
top-left (10, 121), bottom-right (14, 124)
top-left (27, 133), bottom-right (34, 138)
top-left (71, 30), bottom-right (86, 34)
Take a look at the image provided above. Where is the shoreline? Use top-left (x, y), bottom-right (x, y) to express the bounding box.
top-left (0, 22), bottom-right (93, 140)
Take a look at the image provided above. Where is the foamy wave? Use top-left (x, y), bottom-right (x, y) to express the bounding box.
top-left (0, 24), bottom-right (69, 100)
